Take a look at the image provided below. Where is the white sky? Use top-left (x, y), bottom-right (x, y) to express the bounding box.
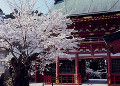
top-left (0, 0), bottom-right (54, 14)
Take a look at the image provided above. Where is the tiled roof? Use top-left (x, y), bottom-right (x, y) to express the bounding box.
top-left (53, 0), bottom-right (120, 16)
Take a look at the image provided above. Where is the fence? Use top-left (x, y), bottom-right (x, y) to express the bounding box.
top-left (110, 74), bottom-right (120, 84)
top-left (44, 75), bottom-right (82, 85)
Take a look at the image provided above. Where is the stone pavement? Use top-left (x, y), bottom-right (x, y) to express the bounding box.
top-left (30, 79), bottom-right (108, 86)
top-left (81, 79), bottom-right (107, 86)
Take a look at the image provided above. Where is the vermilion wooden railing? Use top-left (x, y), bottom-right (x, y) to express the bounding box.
top-left (107, 74), bottom-right (120, 85)
top-left (44, 75), bottom-right (82, 85)
top-left (111, 75), bottom-right (120, 84)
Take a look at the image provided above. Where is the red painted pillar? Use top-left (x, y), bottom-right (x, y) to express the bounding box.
top-left (75, 53), bottom-right (80, 84)
top-left (107, 51), bottom-right (111, 85)
top-left (56, 57), bottom-right (59, 83)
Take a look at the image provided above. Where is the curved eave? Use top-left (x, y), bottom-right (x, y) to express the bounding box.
top-left (69, 11), bottom-right (120, 18)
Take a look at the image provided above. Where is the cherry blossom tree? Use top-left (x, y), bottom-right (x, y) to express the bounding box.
top-left (0, 0), bottom-right (79, 86)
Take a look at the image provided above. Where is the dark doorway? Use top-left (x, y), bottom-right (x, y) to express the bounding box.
top-left (80, 58), bottom-right (108, 85)
top-left (85, 59), bottom-right (107, 79)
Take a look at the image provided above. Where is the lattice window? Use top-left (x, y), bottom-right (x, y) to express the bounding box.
top-left (112, 59), bottom-right (120, 73)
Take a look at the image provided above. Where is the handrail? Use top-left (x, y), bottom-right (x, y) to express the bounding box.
top-left (108, 75), bottom-right (120, 84)
top-left (44, 75), bottom-right (82, 85)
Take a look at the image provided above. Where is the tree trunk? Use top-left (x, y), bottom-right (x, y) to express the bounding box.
top-left (12, 64), bottom-right (29, 86)
top-left (10, 53), bottom-right (40, 86)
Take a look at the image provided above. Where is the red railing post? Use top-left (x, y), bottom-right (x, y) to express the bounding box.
top-left (50, 75), bottom-right (52, 83)
top-left (47, 75), bottom-right (48, 83)
top-left (49, 75), bottom-right (50, 83)
top-left (72, 76), bottom-right (73, 83)
top-left (66, 76), bottom-right (68, 84)
top-left (61, 76), bottom-right (62, 84)
top-left (114, 76), bottom-right (116, 84)
top-left (79, 75), bottom-right (81, 84)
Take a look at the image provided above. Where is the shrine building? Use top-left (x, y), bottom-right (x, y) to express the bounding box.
top-left (34, 0), bottom-right (120, 86)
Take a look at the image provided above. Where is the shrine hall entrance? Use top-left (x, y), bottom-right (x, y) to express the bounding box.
top-left (80, 58), bottom-right (107, 84)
